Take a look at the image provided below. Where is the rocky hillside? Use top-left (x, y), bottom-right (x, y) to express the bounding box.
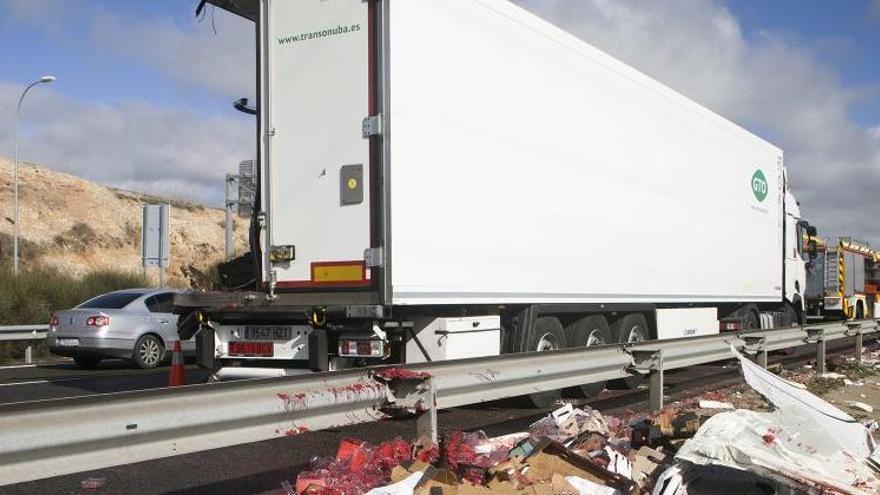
top-left (0, 157), bottom-right (248, 288)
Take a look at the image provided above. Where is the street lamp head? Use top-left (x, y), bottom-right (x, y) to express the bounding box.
top-left (39, 75), bottom-right (57, 83)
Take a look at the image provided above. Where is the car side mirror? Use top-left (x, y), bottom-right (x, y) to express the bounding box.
top-left (807, 226), bottom-right (817, 237)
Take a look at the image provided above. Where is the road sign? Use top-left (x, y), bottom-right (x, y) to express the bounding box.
top-left (142, 204), bottom-right (170, 271)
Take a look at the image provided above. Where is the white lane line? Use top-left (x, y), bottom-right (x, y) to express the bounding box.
top-left (0, 376), bottom-right (102, 387)
top-left (0, 379), bottom-right (50, 387)
top-left (0, 362), bottom-right (75, 370)
top-left (0, 369), bottom-right (173, 387)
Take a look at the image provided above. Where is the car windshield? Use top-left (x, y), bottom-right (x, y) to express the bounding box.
top-left (77, 292), bottom-right (142, 309)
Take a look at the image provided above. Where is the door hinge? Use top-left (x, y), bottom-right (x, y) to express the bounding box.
top-left (362, 115), bottom-right (383, 138)
top-left (364, 247), bottom-right (384, 268)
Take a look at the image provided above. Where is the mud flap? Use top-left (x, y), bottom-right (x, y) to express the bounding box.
top-left (309, 331), bottom-right (329, 372)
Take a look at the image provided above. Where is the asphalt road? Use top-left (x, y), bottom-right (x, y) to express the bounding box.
top-left (0, 337), bottom-right (872, 494)
top-left (0, 360), bottom-right (209, 404)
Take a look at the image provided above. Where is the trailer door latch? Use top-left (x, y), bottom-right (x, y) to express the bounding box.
top-left (364, 247), bottom-right (384, 268)
top-left (362, 115), bottom-right (383, 138)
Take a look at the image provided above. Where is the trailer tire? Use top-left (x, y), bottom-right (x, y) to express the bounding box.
top-left (612, 313), bottom-right (649, 390)
top-left (525, 317), bottom-right (566, 408)
top-left (566, 315), bottom-right (610, 398)
top-left (743, 310), bottom-right (759, 331)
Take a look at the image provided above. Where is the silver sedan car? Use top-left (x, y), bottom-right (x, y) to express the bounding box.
top-left (47, 289), bottom-right (193, 369)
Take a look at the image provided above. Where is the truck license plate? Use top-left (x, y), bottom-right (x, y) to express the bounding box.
top-left (57, 338), bottom-right (79, 347)
top-left (228, 341), bottom-right (274, 357)
top-left (244, 326), bottom-right (293, 341)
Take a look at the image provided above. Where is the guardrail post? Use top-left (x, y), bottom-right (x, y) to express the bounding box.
top-left (743, 336), bottom-right (767, 368)
top-left (630, 350), bottom-right (663, 413)
top-left (415, 382), bottom-right (438, 443)
top-left (846, 322), bottom-right (864, 363)
top-left (806, 328), bottom-right (826, 374)
top-left (377, 372), bottom-right (438, 443)
top-left (24, 343), bottom-right (32, 364)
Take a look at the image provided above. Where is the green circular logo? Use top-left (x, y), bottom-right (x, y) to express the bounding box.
top-left (751, 169), bottom-right (768, 202)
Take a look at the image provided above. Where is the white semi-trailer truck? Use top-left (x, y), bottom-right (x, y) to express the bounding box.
top-left (181, 0), bottom-right (817, 402)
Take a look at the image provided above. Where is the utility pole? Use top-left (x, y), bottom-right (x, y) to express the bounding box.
top-left (225, 173), bottom-right (238, 260)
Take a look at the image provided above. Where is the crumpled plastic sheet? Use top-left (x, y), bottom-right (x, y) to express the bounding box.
top-left (671, 345), bottom-right (880, 494)
top-left (445, 431), bottom-right (512, 470)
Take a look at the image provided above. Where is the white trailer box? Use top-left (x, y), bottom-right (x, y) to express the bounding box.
top-left (260, 0), bottom-right (784, 307)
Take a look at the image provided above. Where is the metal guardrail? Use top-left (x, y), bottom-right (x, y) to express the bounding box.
top-left (0, 324), bottom-right (48, 364)
top-left (0, 319), bottom-right (876, 486)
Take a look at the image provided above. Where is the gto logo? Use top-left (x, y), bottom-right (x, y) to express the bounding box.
top-left (751, 169), bottom-right (768, 202)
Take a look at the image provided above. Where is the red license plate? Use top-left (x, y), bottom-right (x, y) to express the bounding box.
top-left (228, 341), bottom-right (274, 357)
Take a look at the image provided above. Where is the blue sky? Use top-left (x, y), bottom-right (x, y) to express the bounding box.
top-left (0, 0), bottom-right (253, 115)
top-left (1, 1), bottom-right (878, 127)
top-left (730, 0), bottom-right (880, 127)
top-left (0, 0), bottom-right (879, 243)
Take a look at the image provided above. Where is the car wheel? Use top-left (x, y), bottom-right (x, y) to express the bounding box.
top-left (566, 315), bottom-right (611, 398)
top-left (133, 334), bottom-right (164, 369)
top-left (526, 317), bottom-right (566, 409)
top-left (612, 313), bottom-right (649, 390)
top-left (74, 357), bottom-right (101, 368)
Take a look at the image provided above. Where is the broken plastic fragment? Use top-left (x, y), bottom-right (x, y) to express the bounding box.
top-left (80, 478), bottom-right (106, 490)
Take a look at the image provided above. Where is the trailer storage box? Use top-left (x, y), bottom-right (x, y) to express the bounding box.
top-left (261, 0), bottom-right (785, 307)
top-left (405, 316), bottom-right (501, 363)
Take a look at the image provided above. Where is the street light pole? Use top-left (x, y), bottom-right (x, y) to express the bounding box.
top-left (13, 75), bottom-right (57, 275)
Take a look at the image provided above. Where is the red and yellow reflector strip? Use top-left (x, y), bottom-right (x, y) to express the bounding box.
top-left (311, 261), bottom-right (366, 284)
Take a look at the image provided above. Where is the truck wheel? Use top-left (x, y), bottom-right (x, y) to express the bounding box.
top-left (612, 313), bottom-right (649, 390)
top-left (526, 317), bottom-right (566, 408)
top-left (566, 315), bottom-right (610, 398)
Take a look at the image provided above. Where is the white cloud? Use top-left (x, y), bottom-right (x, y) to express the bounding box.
top-left (0, 0), bottom-right (68, 32)
top-left (0, 1), bottom-right (255, 205)
top-left (88, 5), bottom-right (255, 100)
top-left (514, 0), bottom-right (880, 245)
top-left (0, 81), bottom-right (252, 205)
top-left (2, 0), bottom-right (879, 246)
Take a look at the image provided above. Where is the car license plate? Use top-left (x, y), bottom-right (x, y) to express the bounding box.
top-left (57, 338), bottom-right (79, 347)
top-left (244, 325), bottom-right (293, 341)
top-left (228, 341), bottom-right (274, 357)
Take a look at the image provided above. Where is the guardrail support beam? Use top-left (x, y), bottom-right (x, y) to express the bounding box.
top-left (743, 336), bottom-right (767, 369)
top-left (630, 349), bottom-right (664, 413)
top-left (381, 373), bottom-right (438, 443)
top-left (416, 404), bottom-right (438, 444)
top-left (24, 344), bottom-right (32, 364)
top-left (806, 328), bottom-right (826, 374)
top-left (846, 322), bottom-right (864, 363)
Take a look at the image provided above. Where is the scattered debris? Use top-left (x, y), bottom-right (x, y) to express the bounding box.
top-left (847, 401), bottom-right (875, 413)
top-left (821, 372), bottom-right (847, 379)
top-left (283, 343), bottom-right (880, 495)
top-left (696, 400), bottom-right (733, 410)
top-left (80, 477), bottom-right (106, 490)
top-left (671, 345), bottom-right (879, 494)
